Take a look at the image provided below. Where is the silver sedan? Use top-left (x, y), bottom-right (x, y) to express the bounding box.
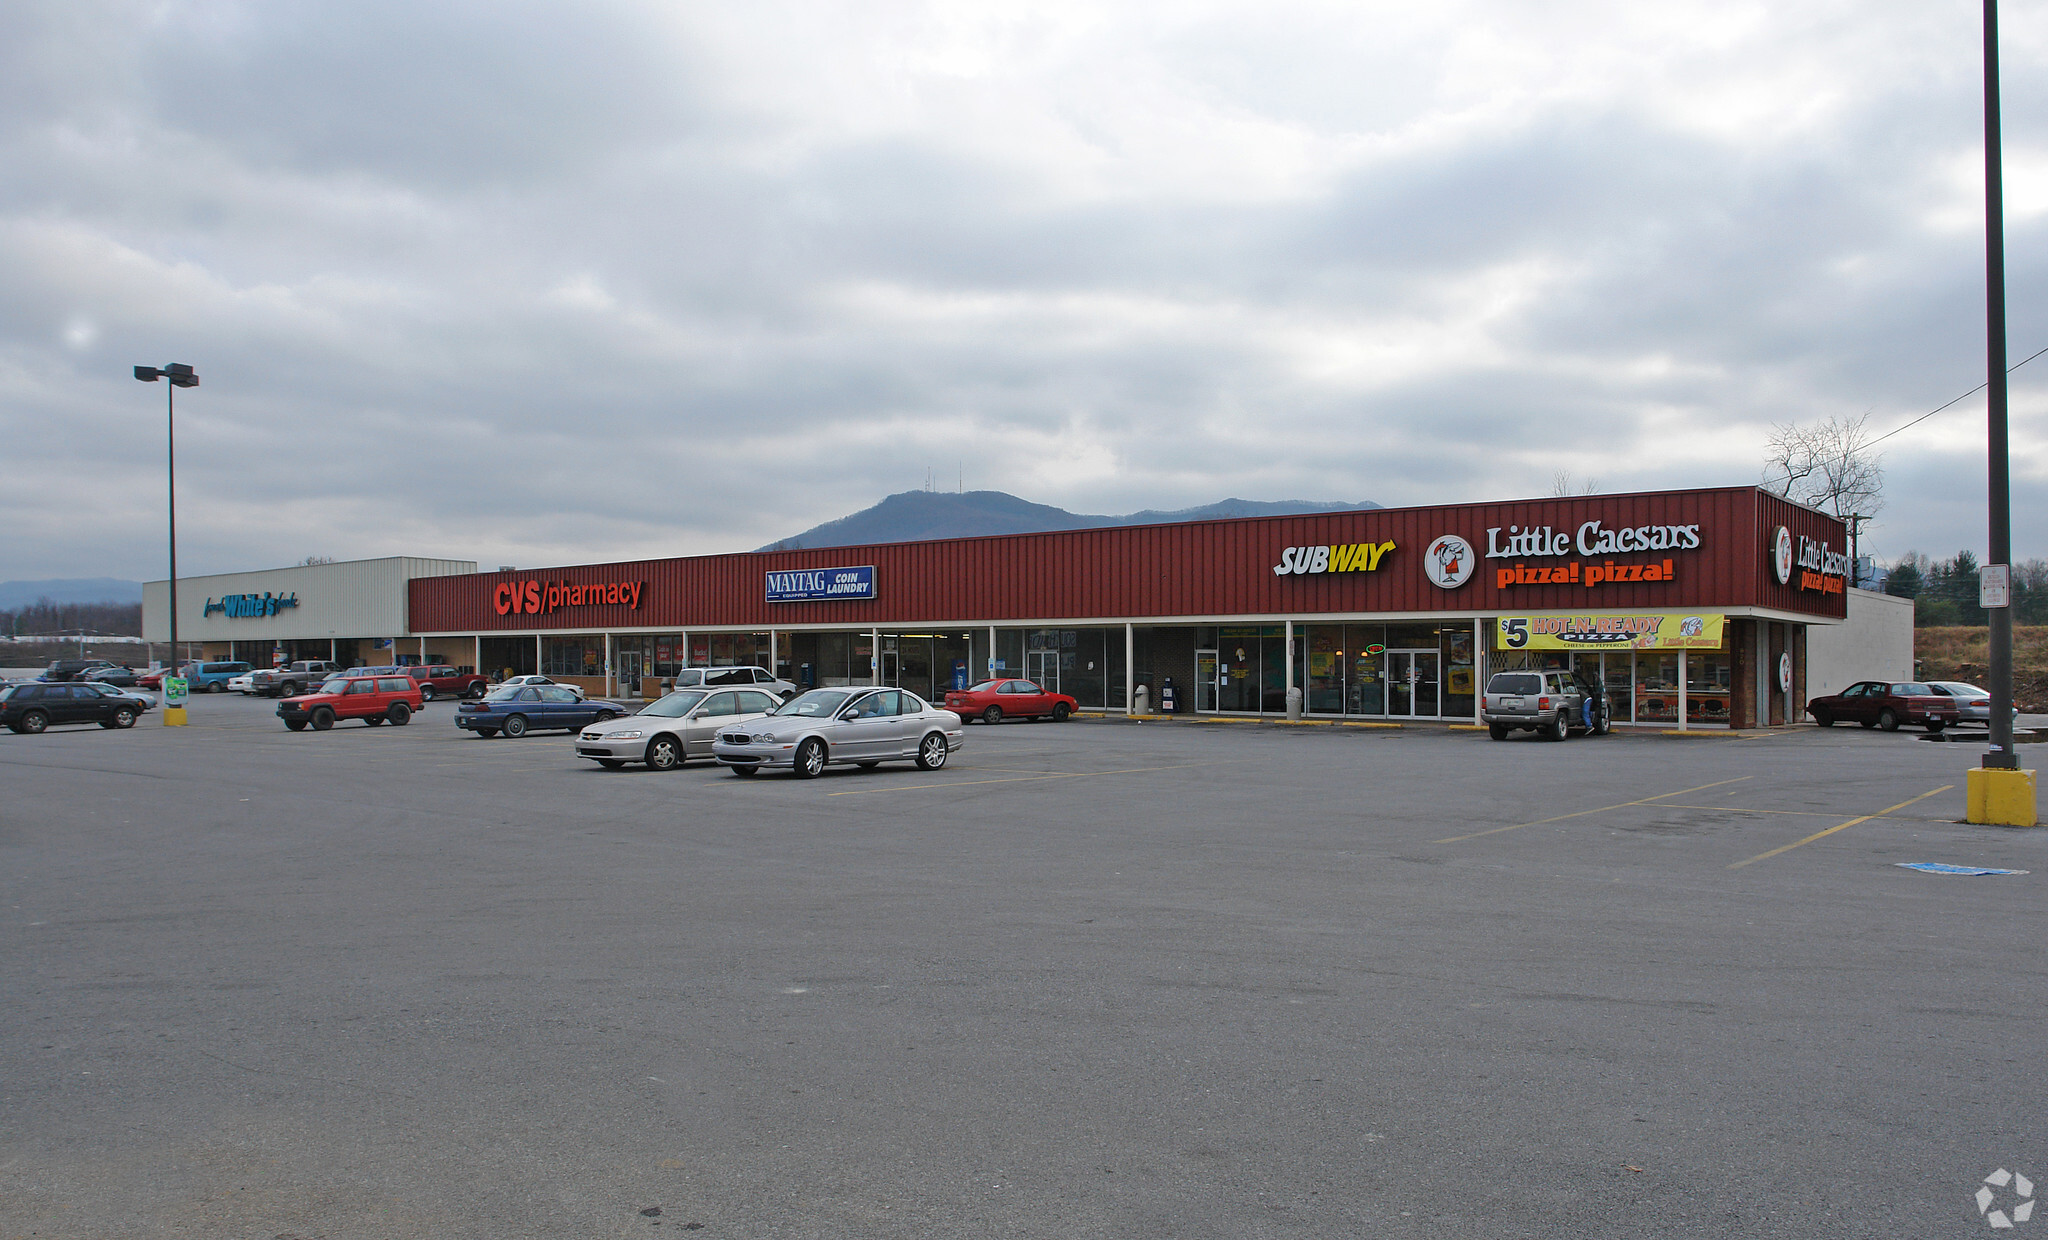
top-left (576, 687), bottom-right (782, 770)
top-left (1927, 681), bottom-right (2019, 729)
top-left (711, 686), bottom-right (966, 778)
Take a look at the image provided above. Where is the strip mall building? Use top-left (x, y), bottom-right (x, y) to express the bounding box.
top-left (145, 485), bottom-right (1863, 729)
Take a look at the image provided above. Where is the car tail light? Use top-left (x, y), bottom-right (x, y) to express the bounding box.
top-left (1537, 696), bottom-right (1551, 710)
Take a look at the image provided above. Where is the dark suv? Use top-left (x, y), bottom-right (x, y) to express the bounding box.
top-left (2, 683), bottom-right (144, 733)
top-left (40, 659), bottom-right (117, 682)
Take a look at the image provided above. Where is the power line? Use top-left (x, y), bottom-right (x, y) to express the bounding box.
top-left (1762, 344), bottom-right (2048, 495)
top-left (1864, 343), bottom-right (2048, 451)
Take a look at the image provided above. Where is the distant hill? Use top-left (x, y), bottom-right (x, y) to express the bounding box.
top-left (0, 578), bottom-right (144, 609)
top-left (760, 491), bottom-right (1380, 551)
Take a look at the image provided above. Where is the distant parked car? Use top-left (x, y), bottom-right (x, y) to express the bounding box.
top-left (404, 665), bottom-right (492, 701)
top-left (456, 685), bottom-right (626, 738)
top-left (80, 682), bottom-right (156, 713)
top-left (1807, 681), bottom-right (1959, 733)
top-left (1925, 682), bottom-right (2019, 729)
top-left (671, 666), bottom-right (799, 700)
top-left (249, 661), bottom-right (341, 698)
top-left (182, 661), bottom-right (253, 693)
top-left (712, 686), bottom-right (965, 778)
top-left (2, 682), bottom-right (144, 733)
top-left (227, 670), bottom-right (262, 694)
top-left (942, 679), bottom-right (1077, 724)
top-left (40, 659), bottom-right (118, 682)
top-left (493, 674), bottom-right (559, 691)
top-left (80, 666), bottom-right (140, 688)
top-left (576, 687), bottom-right (782, 770)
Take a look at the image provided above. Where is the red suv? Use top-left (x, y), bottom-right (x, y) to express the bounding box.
top-left (405, 665), bottom-right (491, 700)
top-left (278, 675), bottom-right (424, 732)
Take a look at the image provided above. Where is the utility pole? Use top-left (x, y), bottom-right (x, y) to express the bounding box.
top-left (1969, 0), bottom-right (2034, 824)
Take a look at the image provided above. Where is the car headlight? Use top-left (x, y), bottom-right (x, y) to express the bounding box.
top-left (607, 729), bottom-right (643, 740)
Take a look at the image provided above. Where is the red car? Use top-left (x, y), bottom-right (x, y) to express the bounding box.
top-left (1806, 681), bottom-right (1960, 733)
top-left (944, 678), bottom-right (1077, 724)
top-left (404, 664), bottom-right (491, 701)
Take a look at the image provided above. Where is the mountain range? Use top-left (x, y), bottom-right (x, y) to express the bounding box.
top-left (759, 490), bottom-right (1380, 551)
top-left (0, 577), bottom-right (145, 609)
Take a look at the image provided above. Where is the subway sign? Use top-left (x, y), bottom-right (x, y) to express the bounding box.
top-left (1272, 541), bottom-right (1395, 576)
top-left (766, 565), bottom-right (876, 602)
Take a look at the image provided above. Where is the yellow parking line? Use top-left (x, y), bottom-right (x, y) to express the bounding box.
top-left (1726, 785), bottom-right (1954, 869)
top-left (1433, 776), bottom-right (1752, 844)
top-left (826, 761), bottom-right (1211, 797)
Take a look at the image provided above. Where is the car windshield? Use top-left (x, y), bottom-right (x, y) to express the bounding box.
top-left (640, 691), bottom-right (708, 718)
top-left (1933, 683), bottom-right (1989, 698)
top-left (1892, 683), bottom-right (1935, 696)
top-left (1487, 673), bottom-right (1542, 694)
top-left (774, 689), bottom-right (853, 717)
top-left (964, 680), bottom-right (1001, 693)
top-left (316, 677), bottom-right (348, 692)
top-left (484, 686), bottom-right (525, 702)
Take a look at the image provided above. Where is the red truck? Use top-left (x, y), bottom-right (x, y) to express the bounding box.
top-left (404, 665), bottom-right (492, 701)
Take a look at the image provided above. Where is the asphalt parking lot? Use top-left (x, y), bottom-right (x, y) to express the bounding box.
top-left (3, 694), bottom-right (2043, 1239)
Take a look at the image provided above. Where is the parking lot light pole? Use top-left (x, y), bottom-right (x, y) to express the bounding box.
top-left (134, 363), bottom-right (198, 726)
top-left (1968, 0), bottom-right (2036, 825)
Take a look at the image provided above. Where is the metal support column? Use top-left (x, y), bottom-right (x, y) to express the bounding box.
top-left (604, 633), bottom-right (614, 698)
top-left (1284, 620), bottom-right (1295, 717)
top-left (872, 628), bottom-right (881, 685)
top-left (534, 633), bottom-right (542, 677)
top-left (1677, 651), bottom-right (1688, 732)
top-left (1125, 623), bottom-right (1135, 715)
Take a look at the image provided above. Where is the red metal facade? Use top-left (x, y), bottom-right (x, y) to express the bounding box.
top-left (409, 486), bottom-right (1849, 632)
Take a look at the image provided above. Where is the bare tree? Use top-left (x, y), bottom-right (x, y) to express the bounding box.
top-left (300, 555), bottom-right (336, 566)
top-left (1550, 470), bottom-right (1600, 497)
top-left (1762, 412), bottom-right (1884, 569)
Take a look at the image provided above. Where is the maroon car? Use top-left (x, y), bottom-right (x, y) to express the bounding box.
top-left (943, 678), bottom-right (1078, 724)
top-left (404, 664), bottom-right (491, 701)
top-left (1807, 681), bottom-right (1959, 733)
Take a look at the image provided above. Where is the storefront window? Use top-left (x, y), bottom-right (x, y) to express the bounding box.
top-left (1599, 653), bottom-right (1633, 724)
top-left (1442, 625), bottom-right (1477, 718)
top-left (1635, 653), bottom-right (1679, 724)
top-left (1687, 651), bottom-right (1733, 725)
top-left (542, 636), bottom-right (601, 678)
top-left (1217, 627), bottom-right (1265, 712)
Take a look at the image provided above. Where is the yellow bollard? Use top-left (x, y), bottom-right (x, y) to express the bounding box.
top-left (1966, 767), bottom-right (2038, 827)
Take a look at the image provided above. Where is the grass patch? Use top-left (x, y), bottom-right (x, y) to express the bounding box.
top-left (1915, 626), bottom-right (2048, 710)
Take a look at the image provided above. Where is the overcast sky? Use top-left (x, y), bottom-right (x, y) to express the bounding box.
top-left (4, 1), bottom-right (2046, 580)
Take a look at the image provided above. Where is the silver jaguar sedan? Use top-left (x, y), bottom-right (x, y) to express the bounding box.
top-left (711, 686), bottom-right (966, 778)
top-left (576, 686), bottom-right (782, 770)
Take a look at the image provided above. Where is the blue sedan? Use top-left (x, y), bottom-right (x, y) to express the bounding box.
top-left (455, 685), bottom-right (628, 738)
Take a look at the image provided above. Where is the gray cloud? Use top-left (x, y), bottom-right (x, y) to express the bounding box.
top-left (1, 0), bottom-right (2043, 582)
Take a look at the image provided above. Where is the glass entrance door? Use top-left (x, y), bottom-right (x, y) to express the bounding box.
top-left (1195, 650), bottom-right (1218, 712)
top-left (1027, 649), bottom-right (1060, 692)
top-left (616, 649), bottom-right (642, 696)
top-left (1386, 650), bottom-right (1440, 717)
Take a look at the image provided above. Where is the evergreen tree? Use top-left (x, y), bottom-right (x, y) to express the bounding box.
top-left (1884, 554), bottom-right (1924, 599)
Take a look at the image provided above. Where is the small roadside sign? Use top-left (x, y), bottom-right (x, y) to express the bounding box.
top-left (1981, 563), bottom-right (2012, 609)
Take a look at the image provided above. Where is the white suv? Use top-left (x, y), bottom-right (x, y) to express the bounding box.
top-left (672, 666), bottom-right (798, 700)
